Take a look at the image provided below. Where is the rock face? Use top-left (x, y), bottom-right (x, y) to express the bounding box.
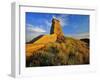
top-left (50, 18), bottom-right (65, 43)
top-left (50, 19), bottom-right (63, 35)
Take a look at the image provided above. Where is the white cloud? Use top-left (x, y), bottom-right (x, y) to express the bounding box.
top-left (45, 20), bottom-right (51, 27)
top-left (52, 15), bottom-right (68, 27)
top-left (26, 24), bottom-right (46, 42)
top-left (66, 32), bottom-right (89, 39)
top-left (32, 27), bottom-right (46, 33)
top-left (45, 20), bottom-right (51, 33)
top-left (26, 24), bottom-right (46, 33)
top-left (26, 32), bottom-right (43, 42)
top-left (75, 32), bottom-right (89, 39)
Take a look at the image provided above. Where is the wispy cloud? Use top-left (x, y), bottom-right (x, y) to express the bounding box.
top-left (27, 27), bottom-right (46, 33)
top-left (44, 20), bottom-right (51, 33)
top-left (41, 15), bottom-right (69, 34)
top-left (66, 32), bottom-right (89, 39)
top-left (45, 20), bottom-right (51, 27)
top-left (52, 15), bottom-right (68, 27)
top-left (26, 24), bottom-right (46, 42)
top-left (26, 24), bottom-right (46, 33)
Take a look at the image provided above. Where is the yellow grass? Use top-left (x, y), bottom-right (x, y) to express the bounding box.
top-left (26, 44), bottom-right (45, 57)
top-left (26, 34), bottom-right (57, 58)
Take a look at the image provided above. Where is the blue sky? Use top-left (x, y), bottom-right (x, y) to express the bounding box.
top-left (26, 12), bottom-right (89, 42)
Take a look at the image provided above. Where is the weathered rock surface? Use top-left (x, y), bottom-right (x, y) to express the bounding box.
top-left (50, 19), bottom-right (65, 43)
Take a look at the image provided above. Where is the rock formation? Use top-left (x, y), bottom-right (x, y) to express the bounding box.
top-left (50, 19), bottom-right (64, 36)
top-left (50, 18), bottom-right (65, 43)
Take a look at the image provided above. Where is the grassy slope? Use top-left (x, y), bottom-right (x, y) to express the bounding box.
top-left (26, 37), bottom-right (89, 67)
top-left (26, 34), bottom-right (57, 58)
